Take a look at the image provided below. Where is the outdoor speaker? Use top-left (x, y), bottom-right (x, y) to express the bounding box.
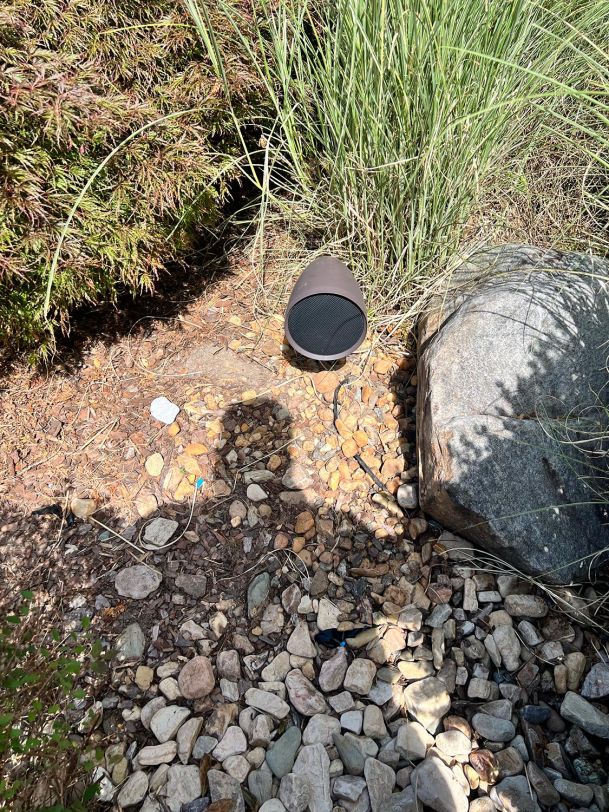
top-left (285, 256), bottom-right (367, 361)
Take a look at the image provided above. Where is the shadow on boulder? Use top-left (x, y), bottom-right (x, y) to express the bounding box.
top-left (416, 244), bottom-right (609, 583)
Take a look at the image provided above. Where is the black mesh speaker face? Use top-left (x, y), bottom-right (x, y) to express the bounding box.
top-left (287, 293), bottom-right (366, 358)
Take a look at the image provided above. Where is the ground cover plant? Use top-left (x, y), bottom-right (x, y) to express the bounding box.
top-left (0, 591), bottom-right (107, 810)
top-left (0, 0), bottom-right (262, 360)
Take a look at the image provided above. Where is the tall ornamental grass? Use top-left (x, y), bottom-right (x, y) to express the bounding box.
top-left (188, 0), bottom-right (609, 325)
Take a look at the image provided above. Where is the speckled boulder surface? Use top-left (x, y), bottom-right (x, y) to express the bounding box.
top-left (418, 245), bottom-right (609, 582)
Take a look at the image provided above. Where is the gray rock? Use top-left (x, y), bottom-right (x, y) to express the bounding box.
top-left (504, 595), bottom-right (548, 618)
top-left (245, 687), bottom-right (290, 719)
top-left (247, 484), bottom-right (268, 501)
top-left (150, 705), bottom-right (191, 743)
top-left (412, 756), bottom-right (468, 812)
top-left (266, 726), bottom-right (302, 778)
top-left (280, 773), bottom-right (312, 812)
top-left (434, 730), bottom-right (471, 758)
top-left (560, 691), bottom-right (609, 738)
top-left (397, 484), bottom-right (418, 510)
top-left (224, 754), bottom-right (250, 782)
top-left (285, 669), bottom-right (328, 716)
top-left (178, 656), bottom-right (215, 699)
top-left (192, 735), bottom-right (217, 759)
top-left (472, 712), bottom-right (516, 742)
top-left (175, 573), bottom-right (208, 597)
top-left (319, 649), bottom-right (348, 692)
top-left (418, 245), bottom-right (609, 583)
top-left (136, 741), bottom-right (177, 766)
top-left (165, 764), bottom-right (202, 812)
top-left (492, 625), bottom-right (522, 671)
top-left (142, 517), bottom-right (179, 548)
top-left (287, 621), bottom-right (317, 657)
top-left (250, 714), bottom-right (272, 748)
top-left (115, 623), bottom-right (145, 662)
top-left (402, 677), bottom-right (450, 733)
top-left (248, 572), bottom-right (271, 616)
top-left (213, 725), bottom-right (247, 761)
top-left (141, 696), bottom-right (166, 730)
top-left (261, 651), bottom-right (291, 682)
top-left (303, 714), bottom-right (341, 745)
top-left (363, 705), bottom-right (387, 740)
top-left (396, 722), bottom-right (434, 761)
top-left (490, 775), bottom-right (540, 812)
top-left (329, 691), bottom-right (355, 714)
top-left (117, 771), bottom-right (149, 807)
top-left (140, 797), bottom-right (162, 812)
top-left (115, 565), bottom-right (162, 599)
top-left (526, 763), bottom-right (560, 807)
top-left (261, 603), bottom-right (285, 636)
top-left (333, 776), bottom-right (367, 802)
top-left (176, 717), bottom-right (203, 764)
top-left (293, 744), bottom-right (332, 812)
top-left (259, 803), bottom-right (287, 812)
top-left (344, 659), bottom-right (377, 695)
top-left (333, 732), bottom-right (366, 776)
top-left (342, 710), bottom-right (363, 734)
top-left (469, 800), bottom-right (496, 812)
top-left (582, 663), bottom-right (609, 699)
top-left (317, 597), bottom-right (341, 630)
top-left (378, 787), bottom-right (418, 812)
top-left (249, 762), bottom-right (274, 805)
top-left (208, 769), bottom-right (245, 812)
top-left (554, 778), bottom-right (594, 806)
top-left (364, 758), bottom-right (396, 812)
top-left (282, 463), bottom-right (313, 490)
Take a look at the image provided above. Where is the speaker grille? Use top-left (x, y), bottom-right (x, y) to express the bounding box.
top-left (287, 293), bottom-right (366, 358)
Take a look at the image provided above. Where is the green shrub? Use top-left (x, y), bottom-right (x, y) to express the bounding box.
top-left (0, 0), bottom-right (262, 359)
top-left (0, 591), bottom-right (107, 810)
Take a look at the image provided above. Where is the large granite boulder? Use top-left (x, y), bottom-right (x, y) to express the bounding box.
top-left (417, 245), bottom-right (609, 582)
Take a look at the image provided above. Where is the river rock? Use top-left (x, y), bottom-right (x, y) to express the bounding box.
top-left (396, 722), bottom-right (434, 761)
top-left (285, 669), bottom-right (328, 716)
top-left (560, 691), bottom-right (609, 738)
top-left (490, 775), bottom-right (541, 812)
top-left (115, 623), bottom-right (145, 662)
top-left (403, 677), bottom-right (450, 733)
top-left (412, 756), bottom-right (468, 812)
top-left (165, 765), bottom-right (202, 812)
top-left (333, 732), bottom-right (366, 776)
top-left (142, 517), bottom-right (178, 548)
top-left (117, 771), bottom-right (149, 807)
top-left (213, 726), bottom-right (247, 761)
top-left (266, 726), bottom-right (302, 778)
top-left (364, 757), bottom-right (396, 812)
top-left (319, 649), bottom-right (348, 692)
top-left (150, 705), bottom-right (191, 743)
top-left (472, 713), bottom-right (516, 742)
top-left (581, 663), bottom-right (609, 699)
top-left (287, 621), bottom-right (317, 657)
top-left (178, 656), bottom-right (215, 699)
top-left (279, 773), bottom-right (312, 812)
top-left (248, 573), bottom-right (271, 616)
top-left (418, 245), bottom-right (609, 582)
top-left (344, 659), bottom-right (377, 695)
top-left (177, 717), bottom-right (204, 764)
top-left (303, 714), bottom-right (341, 745)
top-left (208, 769), bottom-right (245, 812)
top-left (115, 565), bottom-right (162, 599)
top-left (293, 744), bottom-right (332, 812)
top-left (137, 741), bottom-right (177, 766)
top-left (245, 688), bottom-right (290, 719)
